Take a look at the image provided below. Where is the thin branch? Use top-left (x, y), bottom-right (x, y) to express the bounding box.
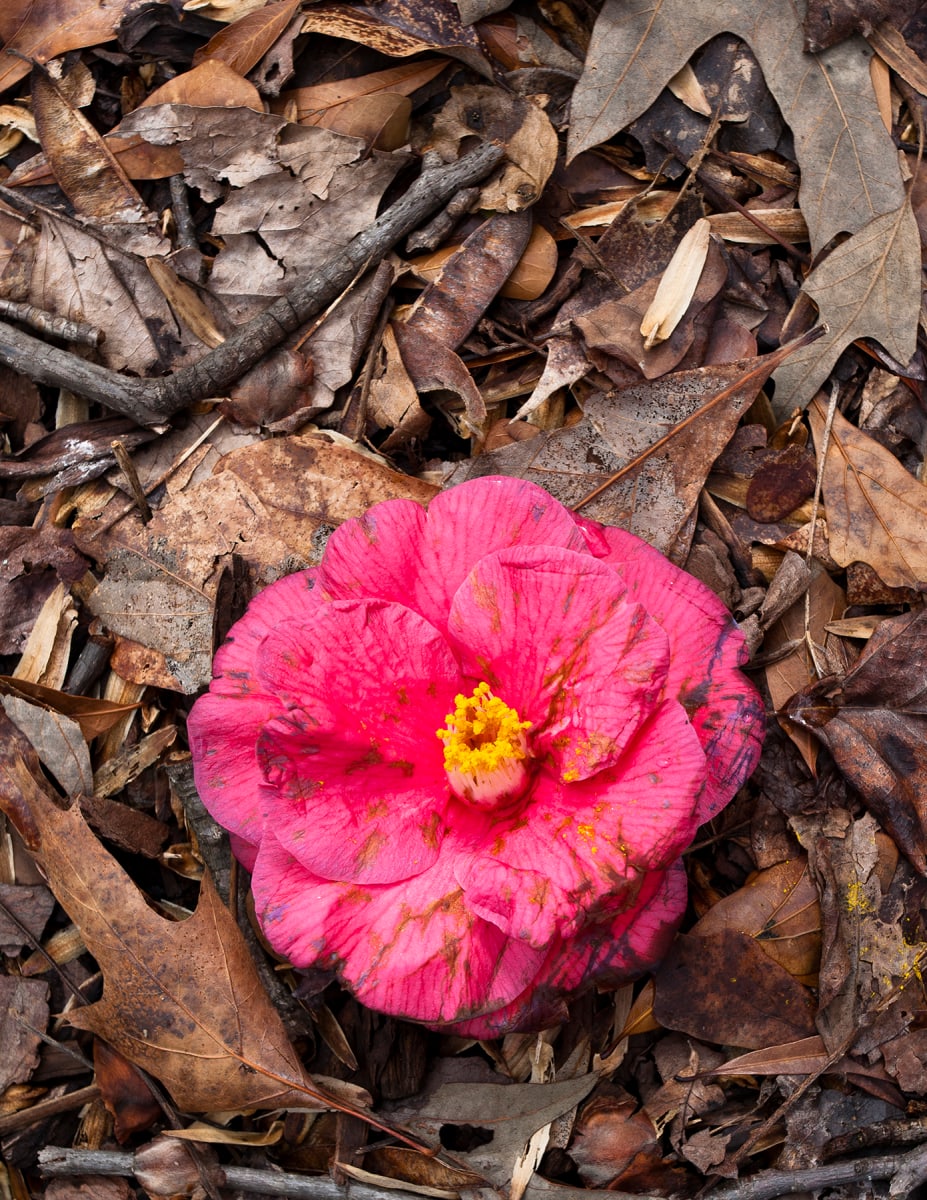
top-left (40, 1146), bottom-right (440, 1200)
top-left (0, 142), bottom-right (505, 425)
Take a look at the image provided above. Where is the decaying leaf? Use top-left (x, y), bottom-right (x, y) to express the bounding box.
top-left (390, 1069), bottom-right (597, 1188)
top-left (653, 931), bottom-right (817, 1049)
top-left (73, 434), bottom-right (437, 691)
top-left (458, 334), bottom-right (817, 560)
top-left (0, 726), bottom-right (364, 1114)
top-left (429, 85), bottom-right (558, 210)
top-left (568, 0), bottom-right (920, 409)
top-left (692, 857), bottom-right (821, 979)
top-left (0, 976), bottom-right (49, 1092)
top-left (787, 609), bottom-right (927, 872)
top-left (300, 0), bottom-right (491, 77)
top-left (30, 65), bottom-right (147, 223)
top-left (808, 393), bottom-right (927, 589)
top-left (790, 809), bottom-right (924, 1061)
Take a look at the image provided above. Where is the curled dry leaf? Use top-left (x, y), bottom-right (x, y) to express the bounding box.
top-left (0, 676), bottom-right (139, 741)
top-left (407, 223), bottom-right (558, 302)
top-left (429, 86), bottom-right (558, 211)
top-left (29, 64), bottom-right (147, 223)
top-left (300, 0), bottom-right (490, 77)
top-left (395, 211), bottom-right (532, 431)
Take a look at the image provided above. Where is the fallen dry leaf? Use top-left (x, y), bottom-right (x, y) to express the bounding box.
top-left (0, 0), bottom-right (134, 97)
top-left (193, 0), bottom-right (301, 74)
top-left (280, 59), bottom-right (448, 126)
top-left (73, 434), bottom-right (437, 691)
top-left (0, 881), bottom-right (55, 954)
top-left (807, 392), bottom-right (927, 589)
top-left (790, 810), bottom-right (922, 1061)
top-left (0, 976), bottom-right (49, 1092)
top-left (787, 608), bottom-right (927, 872)
top-left (764, 569), bottom-right (846, 773)
top-left (391, 1070), bottom-right (597, 1188)
top-left (300, 0), bottom-right (490, 77)
top-left (568, 0), bottom-right (920, 410)
top-left (0, 676), bottom-right (140, 740)
top-left (0, 724), bottom-right (363, 1113)
top-left (30, 65), bottom-right (147, 223)
top-left (653, 930), bottom-right (817, 1048)
top-left (692, 858), bottom-right (821, 979)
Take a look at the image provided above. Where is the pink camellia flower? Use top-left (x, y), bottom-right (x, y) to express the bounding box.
top-left (188, 477), bottom-right (763, 1037)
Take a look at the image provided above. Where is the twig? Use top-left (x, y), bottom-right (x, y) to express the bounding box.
top-left (0, 142), bottom-right (505, 425)
top-left (39, 1146), bottom-right (437, 1200)
top-left (703, 1140), bottom-right (927, 1200)
top-left (0, 1085), bottom-right (100, 1136)
top-left (0, 298), bottom-right (103, 347)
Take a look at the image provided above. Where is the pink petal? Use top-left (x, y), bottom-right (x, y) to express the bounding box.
top-left (448, 545), bottom-right (671, 779)
top-left (252, 599), bottom-right (461, 884)
top-left (319, 476), bottom-right (587, 633)
top-left (210, 569), bottom-right (321, 696)
top-left (442, 862), bottom-right (688, 1037)
top-left (229, 833), bottom-right (259, 872)
top-left (252, 831), bottom-right (547, 1025)
top-left (187, 692), bottom-right (284, 848)
top-left (574, 518), bottom-right (764, 821)
top-left (453, 698), bottom-right (704, 946)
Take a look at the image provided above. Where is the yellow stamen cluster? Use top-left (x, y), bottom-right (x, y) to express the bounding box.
top-left (437, 682), bottom-right (532, 807)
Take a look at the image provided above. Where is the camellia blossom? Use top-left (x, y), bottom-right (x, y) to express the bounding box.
top-left (188, 477), bottom-right (763, 1037)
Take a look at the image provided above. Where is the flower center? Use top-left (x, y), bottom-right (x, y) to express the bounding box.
top-left (437, 681), bottom-right (532, 808)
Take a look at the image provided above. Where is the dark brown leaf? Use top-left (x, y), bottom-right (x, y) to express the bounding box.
top-left (653, 931), bottom-right (817, 1048)
top-left (93, 1039), bottom-right (160, 1142)
top-left (787, 608), bottom-right (927, 870)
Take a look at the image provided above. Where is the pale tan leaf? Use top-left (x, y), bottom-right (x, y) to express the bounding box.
top-left (808, 392), bottom-right (927, 588)
top-left (640, 217), bottom-right (711, 349)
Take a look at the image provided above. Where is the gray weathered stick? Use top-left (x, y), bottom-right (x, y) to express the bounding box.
top-left (0, 141), bottom-right (505, 425)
